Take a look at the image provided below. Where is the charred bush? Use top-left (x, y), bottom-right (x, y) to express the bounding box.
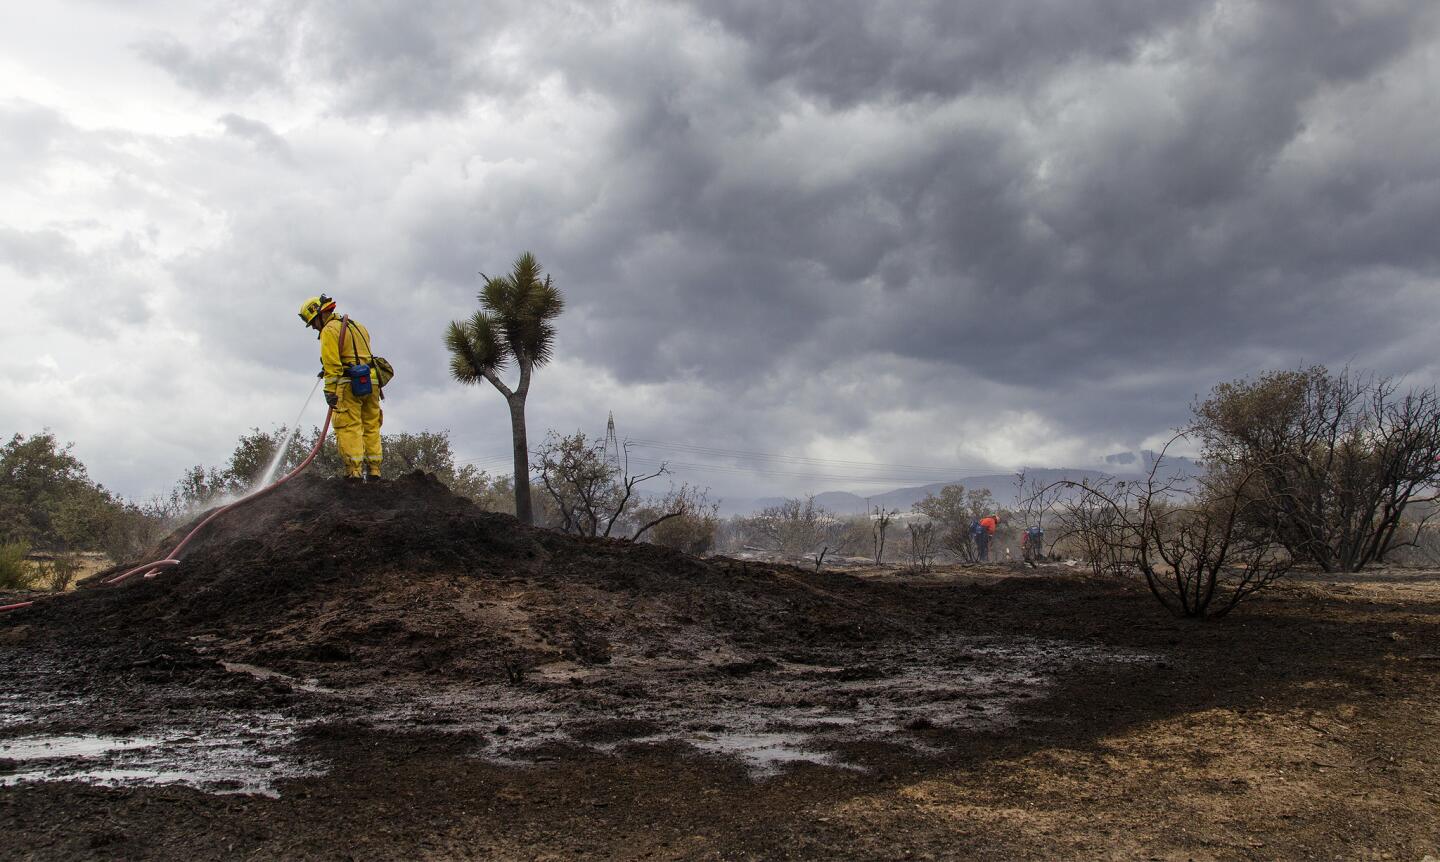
top-left (1040, 440), bottom-right (1292, 619)
top-left (1194, 367), bottom-right (1440, 573)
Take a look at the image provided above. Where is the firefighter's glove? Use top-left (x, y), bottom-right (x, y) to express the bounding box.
top-left (325, 391), bottom-right (338, 408)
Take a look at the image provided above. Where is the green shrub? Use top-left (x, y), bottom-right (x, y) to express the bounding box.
top-left (34, 553), bottom-right (81, 592)
top-left (0, 542), bottom-right (36, 590)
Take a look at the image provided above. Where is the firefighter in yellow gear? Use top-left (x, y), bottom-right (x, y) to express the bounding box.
top-left (298, 295), bottom-right (383, 481)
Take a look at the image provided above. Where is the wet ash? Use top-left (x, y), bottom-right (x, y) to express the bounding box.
top-left (0, 472), bottom-right (1153, 789)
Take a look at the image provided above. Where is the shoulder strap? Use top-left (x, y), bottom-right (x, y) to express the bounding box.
top-left (350, 321), bottom-right (372, 364)
top-left (336, 316), bottom-right (351, 367)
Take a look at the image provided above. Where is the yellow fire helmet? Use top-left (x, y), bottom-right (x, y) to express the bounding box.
top-left (298, 295), bottom-right (336, 325)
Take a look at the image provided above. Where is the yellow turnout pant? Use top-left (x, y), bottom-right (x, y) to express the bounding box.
top-left (332, 385), bottom-right (383, 477)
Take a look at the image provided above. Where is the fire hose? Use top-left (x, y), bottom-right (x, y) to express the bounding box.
top-left (1, 321), bottom-right (351, 614)
top-left (103, 406), bottom-right (335, 586)
top-left (0, 406), bottom-right (334, 617)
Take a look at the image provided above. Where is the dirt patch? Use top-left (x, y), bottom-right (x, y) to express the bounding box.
top-left (2, 474), bottom-right (1439, 859)
top-left (14, 473), bottom-right (914, 683)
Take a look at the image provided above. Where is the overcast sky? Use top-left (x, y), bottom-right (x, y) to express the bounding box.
top-left (3, 0), bottom-right (1439, 503)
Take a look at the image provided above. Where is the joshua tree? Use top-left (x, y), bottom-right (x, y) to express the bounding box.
top-left (445, 252), bottom-right (563, 525)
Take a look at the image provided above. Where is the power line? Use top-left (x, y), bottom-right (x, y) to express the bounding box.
top-left (626, 456), bottom-right (972, 485)
top-left (630, 437), bottom-right (990, 472)
top-left (456, 453), bottom-right (515, 467)
top-left (626, 438), bottom-right (989, 473)
top-left (460, 435), bottom-right (997, 486)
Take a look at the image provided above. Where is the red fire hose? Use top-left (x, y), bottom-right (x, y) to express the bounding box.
top-left (1, 322), bottom-right (354, 614)
top-left (0, 412), bottom-right (330, 615)
top-left (103, 405), bottom-right (335, 586)
top-left (1, 344), bottom-right (357, 615)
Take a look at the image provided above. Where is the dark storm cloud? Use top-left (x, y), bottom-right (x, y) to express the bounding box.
top-left (539, 0), bottom-right (1440, 452)
top-left (137, 0), bottom-right (534, 117)
top-left (692, 0), bottom-right (1202, 106)
top-left (975, 1), bottom-right (1440, 387)
top-left (468, 4), bottom-right (1434, 407)
top-left (303, 0), bottom-right (520, 117)
top-left (117, 0), bottom-right (1440, 482)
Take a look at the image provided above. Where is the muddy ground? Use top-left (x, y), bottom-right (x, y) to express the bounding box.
top-left (1, 474), bottom-right (1438, 860)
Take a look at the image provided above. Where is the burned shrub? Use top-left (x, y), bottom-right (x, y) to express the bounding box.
top-left (1051, 479), bottom-right (1140, 577)
top-left (907, 522), bottom-right (938, 572)
top-left (738, 496), bottom-right (847, 569)
top-left (1041, 442), bottom-right (1291, 619)
top-left (1194, 367), bottom-right (1440, 573)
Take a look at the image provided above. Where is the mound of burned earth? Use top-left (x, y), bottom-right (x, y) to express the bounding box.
top-left (15, 473), bottom-right (922, 683)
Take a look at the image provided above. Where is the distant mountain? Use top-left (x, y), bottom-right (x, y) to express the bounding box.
top-left (733, 468), bottom-right (1110, 517)
top-left (1099, 450), bottom-right (1203, 488)
top-left (719, 452), bottom-right (1204, 517)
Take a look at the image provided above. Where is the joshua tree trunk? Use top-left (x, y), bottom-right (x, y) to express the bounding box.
top-left (507, 392), bottom-right (532, 525)
top-left (482, 357), bottom-right (535, 525)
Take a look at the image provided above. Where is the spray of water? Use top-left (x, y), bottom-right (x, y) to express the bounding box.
top-left (256, 378), bottom-right (324, 489)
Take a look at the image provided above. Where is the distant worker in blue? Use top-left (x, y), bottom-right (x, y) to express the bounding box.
top-left (1022, 524), bottom-right (1045, 564)
top-left (973, 514), bottom-right (999, 562)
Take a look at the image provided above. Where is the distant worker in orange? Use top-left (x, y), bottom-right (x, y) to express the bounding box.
top-left (298, 295), bottom-right (384, 482)
top-left (977, 513), bottom-right (1000, 562)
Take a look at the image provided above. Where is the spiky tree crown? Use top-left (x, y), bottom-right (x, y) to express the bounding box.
top-left (446, 252), bottom-right (565, 385)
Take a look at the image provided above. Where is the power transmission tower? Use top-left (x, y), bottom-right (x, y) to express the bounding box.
top-left (604, 412), bottom-right (622, 474)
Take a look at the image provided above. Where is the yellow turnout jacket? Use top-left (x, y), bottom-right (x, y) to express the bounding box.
top-left (320, 316), bottom-right (375, 396)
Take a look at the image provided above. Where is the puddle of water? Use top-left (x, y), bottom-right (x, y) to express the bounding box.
top-left (687, 732), bottom-right (844, 776)
top-left (0, 652), bottom-right (331, 798)
top-left (0, 634), bottom-right (1158, 790)
top-left (0, 734), bottom-right (164, 760)
top-left (220, 661), bottom-right (333, 694)
top-left (787, 714), bottom-right (859, 727)
top-left (0, 691), bottom-right (86, 731)
top-left (0, 716), bottom-right (324, 797)
top-left (391, 635), bottom-right (1158, 777)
